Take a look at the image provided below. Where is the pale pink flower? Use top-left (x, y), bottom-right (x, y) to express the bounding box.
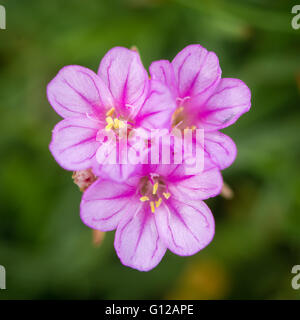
top-left (150, 44), bottom-right (251, 169)
top-left (48, 47), bottom-right (176, 180)
top-left (80, 161), bottom-right (222, 271)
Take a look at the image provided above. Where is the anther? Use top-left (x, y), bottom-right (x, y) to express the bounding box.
top-left (155, 198), bottom-right (162, 208)
top-left (105, 117), bottom-right (113, 131)
top-left (106, 116), bottom-right (113, 124)
top-left (105, 124), bottom-right (113, 131)
top-left (106, 107), bottom-right (115, 117)
top-left (140, 196), bottom-right (149, 202)
top-left (163, 192), bottom-right (171, 199)
top-left (150, 201), bottom-right (155, 213)
top-left (113, 118), bottom-right (126, 130)
top-left (113, 118), bottom-right (120, 129)
top-left (172, 106), bottom-right (184, 118)
top-left (152, 182), bottom-right (159, 195)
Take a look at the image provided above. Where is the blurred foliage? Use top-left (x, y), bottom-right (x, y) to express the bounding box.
top-left (0, 0), bottom-right (299, 299)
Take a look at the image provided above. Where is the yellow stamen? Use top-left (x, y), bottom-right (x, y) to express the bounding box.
top-left (106, 107), bottom-right (115, 117)
top-left (175, 106), bottom-right (184, 115)
top-left (105, 123), bottom-right (114, 131)
top-left (152, 182), bottom-right (159, 195)
top-left (140, 196), bottom-right (149, 202)
top-left (113, 118), bottom-right (126, 130)
top-left (150, 201), bottom-right (155, 213)
top-left (172, 107), bottom-right (184, 122)
top-left (155, 198), bottom-right (162, 208)
top-left (105, 116), bottom-right (126, 131)
top-left (113, 118), bottom-right (120, 129)
top-left (163, 192), bottom-right (171, 199)
top-left (106, 116), bottom-right (113, 123)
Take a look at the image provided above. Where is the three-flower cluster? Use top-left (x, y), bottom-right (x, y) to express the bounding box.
top-left (47, 45), bottom-right (251, 271)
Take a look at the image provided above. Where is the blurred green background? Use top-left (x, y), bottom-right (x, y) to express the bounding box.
top-left (0, 0), bottom-right (299, 299)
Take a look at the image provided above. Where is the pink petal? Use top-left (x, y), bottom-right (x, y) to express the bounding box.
top-left (49, 117), bottom-right (100, 171)
top-left (99, 163), bottom-right (141, 182)
top-left (171, 44), bottom-right (221, 100)
top-left (135, 80), bottom-right (176, 129)
top-left (98, 47), bottom-right (149, 117)
top-left (80, 177), bottom-right (139, 231)
top-left (47, 65), bottom-right (114, 118)
top-left (94, 136), bottom-right (142, 181)
top-left (204, 131), bottom-right (237, 169)
top-left (199, 78), bottom-right (251, 130)
top-left (114, 204), bottom-right (167, 271)
top-left (95, 139), bottom-right (117, 166)
top-left (169, 166), bottom-right (223, 200)
top-left (149, 60), bottom-right (178, 98)
top-left (155, 199), bottom-right (215, 256)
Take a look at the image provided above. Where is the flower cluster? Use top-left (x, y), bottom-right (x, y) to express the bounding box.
top-left (47, 45), bottom-right (251, 271)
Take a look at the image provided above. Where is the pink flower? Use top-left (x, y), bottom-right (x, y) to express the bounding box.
top-left (80, 161), bottom-right (222, 271)
top-left (48, 47), bottom-right (176, 180)
top-left (47, 44), bottom-right (252, 272)
top-left (150, 44), bottom-right (251, 170)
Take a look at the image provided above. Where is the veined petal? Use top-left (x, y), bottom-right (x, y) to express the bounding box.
top-left (80, 177), bottom-right (139, 231)
top-left (47, 65), bottom-right (113, 118)
top-left (204, 131), bottom-right (237, 169)
top-left (199, 78), bottom-right (251, 130)
top-left (169, 166), bottom-right (223, 200)
top-left (172, 44), bottom-right (221, 100)
top-left (98, 47), bottom-right (149, 117)
top-left (155, 198), bottom-right (215, 256)
top-left (99, 163), bottom-right (141, 182)
top-left (149, 60), bottom-right (178, 98)
top-left (114, 204), bottom-right (167, 271)
top-left (94, 137), bottom-right (142, 181)
top-left (135, 80), bottom-right (176, 129)
top-left (49, 117), bottom-right (100, 171)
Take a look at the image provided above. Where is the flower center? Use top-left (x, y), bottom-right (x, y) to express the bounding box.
top-left (104, 107), bottom-right (126, 132)
top-left (171, 100), bottom-right (196, 130)
top-left (138, 174), bottom-right (171, 213)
